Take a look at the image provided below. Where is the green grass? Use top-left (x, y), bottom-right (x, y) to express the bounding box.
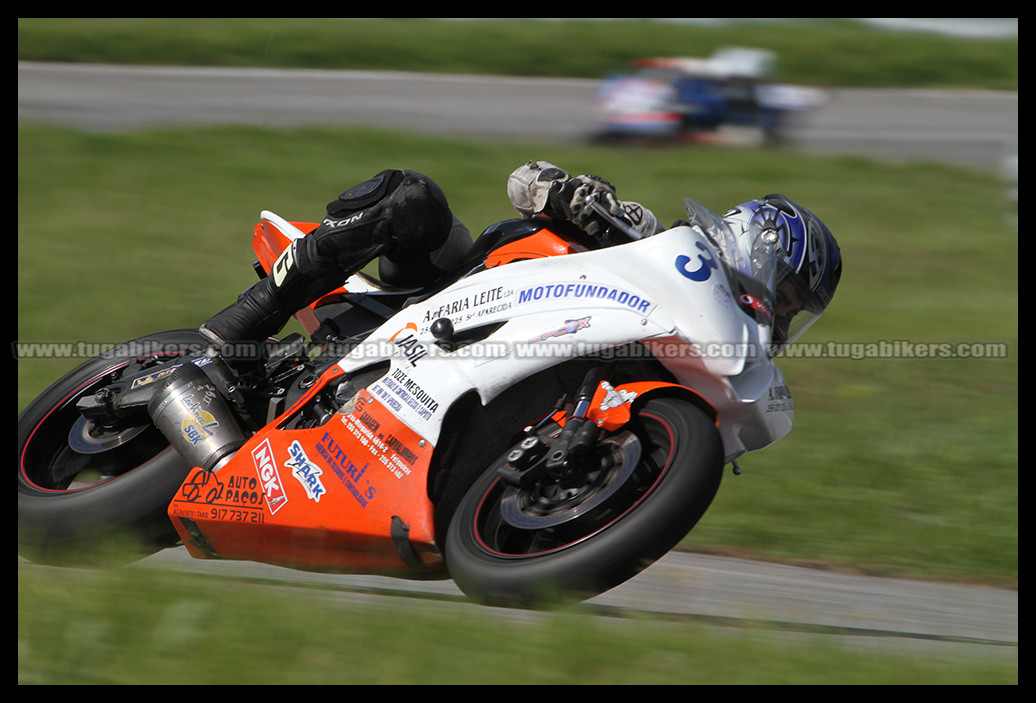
top-left (17, 564), bottom-right (1017, 684)
top-left (17, 17), bottom-right (1018, 90)
top-left (17, 123), bottom-right (1017, 590)
top-left (16, 18), bottom-right (1016, 684)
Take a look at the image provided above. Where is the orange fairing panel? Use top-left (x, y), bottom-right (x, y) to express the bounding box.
top-left (585, 380), bottom-right (720, 431)
top-left (168, 388), bottom-right (443, 576)
top-left (485, 228), bottom-right (587, 268)
top-left (252, 219), bottom-right (319, 276)
top-left (251, 218), bottom-right (342, 335)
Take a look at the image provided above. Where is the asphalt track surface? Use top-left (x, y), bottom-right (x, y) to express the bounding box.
top-left (18, 62), bottom-right (1018, 665)
top-left (18, 61), bottom-right (1018, 171)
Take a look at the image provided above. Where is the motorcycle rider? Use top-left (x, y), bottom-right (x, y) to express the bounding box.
top-left (198, 161), bottom-right (657, 352)
top-left (199, 160), bottom-right (839, 355)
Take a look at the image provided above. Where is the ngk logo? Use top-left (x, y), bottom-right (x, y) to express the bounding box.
top-left (251, 438), bottom-right (287, 514)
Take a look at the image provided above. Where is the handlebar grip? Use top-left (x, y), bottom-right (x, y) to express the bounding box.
top-left (585, 197), bottom-right (645, 241)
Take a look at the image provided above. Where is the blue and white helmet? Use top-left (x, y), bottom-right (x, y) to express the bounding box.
top-left (723, 195), bottom-right (842, 350)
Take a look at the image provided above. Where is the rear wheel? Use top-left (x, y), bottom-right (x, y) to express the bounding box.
top-left (18, 330), bottom-right (207, 565)
top-left (445, 396), bottom-right (723, 608)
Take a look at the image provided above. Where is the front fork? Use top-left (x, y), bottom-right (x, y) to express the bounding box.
top-left (496, 366), bottom-right (714, 490)
top-left (498, 367), bottom-right (605, 489)
top-left (498, 365), bottom-right (656, 487)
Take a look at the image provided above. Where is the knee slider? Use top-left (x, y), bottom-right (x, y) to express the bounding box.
top-left (326, 169), bottom-right (406, 218)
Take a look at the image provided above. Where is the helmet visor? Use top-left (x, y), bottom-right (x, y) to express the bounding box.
top-left (771, 265), bottom-right (824, 353)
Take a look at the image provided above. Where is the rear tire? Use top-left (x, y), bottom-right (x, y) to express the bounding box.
top-left (18, 330), bottom-right (208, 565)
top-left (445, 396), bottom-right (723, 608)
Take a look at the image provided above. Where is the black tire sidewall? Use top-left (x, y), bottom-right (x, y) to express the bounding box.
top-left (445, 396), bottom-right (723, 606)
top-left (18, 329), bottom-right (208, 563)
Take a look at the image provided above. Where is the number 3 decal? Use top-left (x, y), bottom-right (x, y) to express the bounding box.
top-left (676, 241), bottom-right (717, 282)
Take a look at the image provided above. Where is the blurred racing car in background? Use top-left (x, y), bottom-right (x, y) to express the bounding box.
top-left (595, 47), bottom-right (825, 144)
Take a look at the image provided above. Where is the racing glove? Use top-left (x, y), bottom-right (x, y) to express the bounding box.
top-left (553, 174), bottom-right (660, 237)
top-left (548, 174), bottom-right (624, 235)
top-left (507, 161), bottom-right (660, 237)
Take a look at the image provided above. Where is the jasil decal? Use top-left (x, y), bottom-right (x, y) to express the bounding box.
top-left (388, 323), bottom-right (428, 367)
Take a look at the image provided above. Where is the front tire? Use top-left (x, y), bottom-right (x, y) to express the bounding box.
top-left (445, 396), bottom-right (723, 608)
top-left (18, 329), bottom-right (208, 565)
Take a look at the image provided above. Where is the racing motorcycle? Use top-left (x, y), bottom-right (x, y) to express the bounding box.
top-left (18, 196), bottom-right (804, 608)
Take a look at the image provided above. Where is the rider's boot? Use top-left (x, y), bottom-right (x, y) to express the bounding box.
top-left (197, 256), bottom-right (346, 354)
top-left (199, 169), bottom-right (452, 358)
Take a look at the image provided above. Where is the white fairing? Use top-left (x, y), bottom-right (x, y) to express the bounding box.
top-left (336, 223), bottom-right (793, 463)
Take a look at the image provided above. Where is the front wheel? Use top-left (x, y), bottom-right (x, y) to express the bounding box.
top-left (18, 329), bottom-right (209, 565)
top-left (445, 396), bottom-right (723, 608)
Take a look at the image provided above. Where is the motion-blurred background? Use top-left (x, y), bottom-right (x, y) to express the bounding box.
top-left (18, 18), bottom-right (1016, 684)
